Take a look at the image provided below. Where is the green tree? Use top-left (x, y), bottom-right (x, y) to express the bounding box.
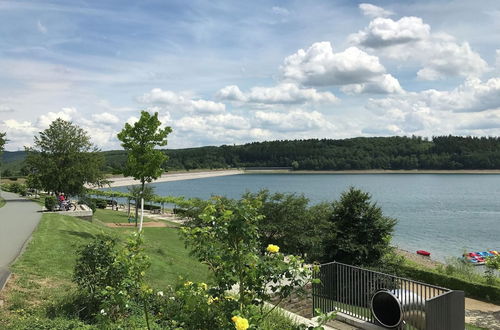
top-left (0, 131), bottom-right (6, 153)
top-left (117, 111), bottom-right (172, 229)
top-left (245, 190), bottom-right (330, 262)
top-left (24, 119), bottom-right (105, 196)
top-left (127, 185), bottom-right (155, 222)
top-left (321, 187), bottom-right (396, 266)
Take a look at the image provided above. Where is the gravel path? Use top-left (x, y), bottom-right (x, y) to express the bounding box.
top-left (0, 191), bottom-right (42, 290)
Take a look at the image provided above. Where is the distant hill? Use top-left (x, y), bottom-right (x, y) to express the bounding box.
top-left (3, 135), bottom-right (500, 176)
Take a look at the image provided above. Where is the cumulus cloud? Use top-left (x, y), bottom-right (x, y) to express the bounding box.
top-left (341, 74), bottom-right (403, 94)
top-left (363, 77), bottom-right (500, 136)
top-left (91, 112), bottom-right (120, 125)
top-left (217, 83), bottom-right (338, 104)
top-left (350, 16), bottom-right (430, 49)
top-left (281, 42), bottom-right (401, 94)
top-left (369, 78), bottom-right (500, 114)
top-left (254, 109), bottom-right (333, 132)
top-left (361, 124), bottom-right (402, 135)
top-left (350, 14), bottom-right (488, 79)
top-left (139, 88), bottom-right (225, 114)
top-left (36, 107), bottom-right (77, 128)
top-left (359, 3), bottom-right (394, 18)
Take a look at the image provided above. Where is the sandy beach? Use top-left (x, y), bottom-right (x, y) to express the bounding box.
top-left (105, 169), bottom-right (244, 188)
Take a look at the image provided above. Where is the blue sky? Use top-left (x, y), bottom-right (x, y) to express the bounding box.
top-left (1, 0), bottom-right (500, 150)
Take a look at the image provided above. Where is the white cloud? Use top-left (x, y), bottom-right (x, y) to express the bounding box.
top-left (190, 99), bottom-right (225, 113)
top-left (350, 16), bottom-right (488, 80)
top-left (359, 3), bottom-right (393, 19)
top-left (139, 88), bottom-right (225, 114)
top-left (254, 109), bottom-right (333, 132)
top-left (272, 6), bottom-right (289, 16)
top-left (138, 88), bottom-right (186, 104)
top-left (91, 112), bottom-right (119, 125)
top-left (281, 42), bottom-right (400, 94)
top-left (217, 82), bottom-right (338, 104)
top-left (216, 85), bottom-right (246, 102)
top-left (0, 105), bottom-right (14, 113)
top-left (369, 78), bottom-right (500, 114)
top-left (350, 16), bottom-right (430, 49)
top-left (363, 77), bottom-right (500, 136)
top-left (36, 107), bottom-right (76, 128)
top-left (126, 116), bottom-right (139, 126)
top-left (37, 20), bottom-right (47, 34)
top-left (341, 74), bottom-right (403, 94)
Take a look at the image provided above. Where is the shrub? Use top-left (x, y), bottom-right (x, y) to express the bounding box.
top-left (44, 196), bottom-right (57, 211)
top-left (93, 198), bottom-right (107, 209)
top-left (73, 233), bottom-right (151, 324)
top-left (398, 264), bottom-right (500, 304)
top-left (78, 196), bottom-right (96, 213)
top-left (181, 196), bottom-right (316, 328)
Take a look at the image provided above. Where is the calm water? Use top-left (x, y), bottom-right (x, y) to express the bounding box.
top-left (111, 174), bottom-right (500, 262)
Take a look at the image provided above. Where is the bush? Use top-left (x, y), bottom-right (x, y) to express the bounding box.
top-left (93, 198), bottom-right (107, 209)
top-left (6, 182), bottom-right (25, 194)
top-left (44, 196), bottom-right (57, 211)
top-left (398, 264), bottom-right (500, 304)
top-left (78, 197), bottom-right (96, 213)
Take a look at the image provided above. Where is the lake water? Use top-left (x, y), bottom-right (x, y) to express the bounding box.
top-left (109, 173), bottom-right (500, 262)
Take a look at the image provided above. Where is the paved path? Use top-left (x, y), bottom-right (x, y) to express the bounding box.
top-left (0, 191), bottom-right (42, 290)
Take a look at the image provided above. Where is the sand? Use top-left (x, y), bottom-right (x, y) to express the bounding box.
top-left (103, 169), bottom-right (244, 188)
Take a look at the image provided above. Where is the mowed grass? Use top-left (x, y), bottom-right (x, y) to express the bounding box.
top-left (92, 207), bottom-right (155, 223)
top-left (12, 210), bottom-right (207, 284)
top-left (1, 209), bottom-right (208, 328)
top-left (0, 196), bottom-right (5, 208)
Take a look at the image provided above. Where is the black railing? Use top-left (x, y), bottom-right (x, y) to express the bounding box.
top-left (312, 262), bottom-right (464, 330)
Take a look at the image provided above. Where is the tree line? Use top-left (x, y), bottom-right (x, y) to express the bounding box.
top-left (104, 135), bottom-right (500, 172)
top-left (4, 135), bottom-right (500, 176)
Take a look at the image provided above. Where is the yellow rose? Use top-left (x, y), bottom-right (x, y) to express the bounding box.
top-left (231, 316), bottom-right (249, 330)
top-left (200, 282), bottom-right (208, 290)
top-left (184, 281), bottom-right (193, 287)
top-left (266, 244), bottom-right (280, 253)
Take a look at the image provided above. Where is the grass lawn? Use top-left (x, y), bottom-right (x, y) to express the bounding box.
top-left (0, 196), bottom-right (5, 208)
top-left (92, 208), bottom-right (157, 223)
top-left (0, 210), bottom-right (209, 328)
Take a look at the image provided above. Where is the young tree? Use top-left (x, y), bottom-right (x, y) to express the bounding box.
top-left (25, 119), bottom-right (105, 196)
top-left (117, 111), bottom-right (172, 229)
top-left (321, 187), bottom-right (396, 266)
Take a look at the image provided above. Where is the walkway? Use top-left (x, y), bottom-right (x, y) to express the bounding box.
top-left (0, 191), bottom-right (42, 290)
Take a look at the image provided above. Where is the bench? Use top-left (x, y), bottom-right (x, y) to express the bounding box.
top-left (150, 209), bottom-right (162, 214)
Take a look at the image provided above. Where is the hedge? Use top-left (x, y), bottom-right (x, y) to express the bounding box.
top-left (399, 264), bottom-right (500, 304)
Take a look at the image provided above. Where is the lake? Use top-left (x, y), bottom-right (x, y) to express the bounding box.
top-left (109, 173), bottom-right (500, 262)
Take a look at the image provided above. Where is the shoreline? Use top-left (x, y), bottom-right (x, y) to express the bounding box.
top-left (104, 169), bottom-right (244, 188)
top-left (244, 169), bottom-right (500, 174)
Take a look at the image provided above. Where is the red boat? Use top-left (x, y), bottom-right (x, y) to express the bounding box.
top-left (416, 250), bottom-right (431, 256)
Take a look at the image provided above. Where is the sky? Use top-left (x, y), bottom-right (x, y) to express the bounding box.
top-left (1, 0), bottom-right (500, 151)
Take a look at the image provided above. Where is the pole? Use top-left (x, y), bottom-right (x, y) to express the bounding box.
top-left (139, 197), bottom-right (144, 231)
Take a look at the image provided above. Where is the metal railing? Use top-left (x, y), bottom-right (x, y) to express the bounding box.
top-left (312, 262), bottom-right (464, 329)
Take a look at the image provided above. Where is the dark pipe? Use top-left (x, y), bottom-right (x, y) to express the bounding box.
top-left (371, 290), bottom-right (403, 328)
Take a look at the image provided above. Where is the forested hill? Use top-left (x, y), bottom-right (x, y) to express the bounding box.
top-left (4, 136), bottom-right (500, 174)
top-left (103, 135), bottom-right (500, 172)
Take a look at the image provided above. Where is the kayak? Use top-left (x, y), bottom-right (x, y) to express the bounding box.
top-left (416, 250), bottom-right (431, 256)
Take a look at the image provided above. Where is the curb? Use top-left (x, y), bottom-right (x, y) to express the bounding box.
top-left (0, 268), bottom-right (11, 292)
